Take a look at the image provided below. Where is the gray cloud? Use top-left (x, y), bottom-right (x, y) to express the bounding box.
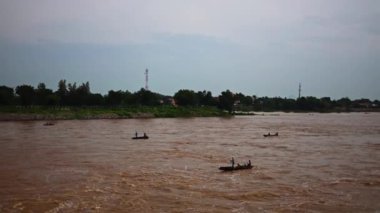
top-left (0, 0), bottom-right (379, 99)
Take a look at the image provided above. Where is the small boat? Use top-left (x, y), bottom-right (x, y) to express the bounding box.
top-left (132, 135), bottom-right (149, 140)
top-left (219, 164), bottom-right (253, 171)
top-left (263, 132), bottom-right (279, 137)
top-left (219, 159), bottom-right (252, 171)
top-left (43, 122), bottom-right (54, 126)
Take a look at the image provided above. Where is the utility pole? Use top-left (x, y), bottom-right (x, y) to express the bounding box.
top-left (145, 69), bottom-right (149, 91)
top-left (298, 83), bottom-right (301, 99)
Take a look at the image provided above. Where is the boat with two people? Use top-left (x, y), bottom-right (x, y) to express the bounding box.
top-left (132, 132), bottom-right (149, 140)
top-left (263, 132), bottom-right (279, 137)
top-left (219, 158), bottom-right (252, 171)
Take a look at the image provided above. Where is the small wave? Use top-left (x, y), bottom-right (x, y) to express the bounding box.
top-left (256, 174), bottom-right (274, 180)
top-left (366, 143), bottom-right (380, 150)
top-left (13, 202), bottom-right (24, 211)
top-left (328, 177), bottom-right (357, 186)
top-left (45, 200), bottom-right (75, 213)
top-left (220, 143), bottom-right (239, 147)
top-left (275, 145), bottom-right (288, 150)
top-left (250, 144), bottom-right (268, 149)
top-left (222, 191), bottom-right (280, 201)
top-left (361, 179), bottom-right (380, 186)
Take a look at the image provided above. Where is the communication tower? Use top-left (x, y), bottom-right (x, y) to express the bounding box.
top-left (298, 83), bottom-right (301, 99)
top-left (145, 69), bottom-right (149, 90)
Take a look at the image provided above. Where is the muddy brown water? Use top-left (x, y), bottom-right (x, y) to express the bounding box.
top-left (0, 113), bottom-right (379, 212)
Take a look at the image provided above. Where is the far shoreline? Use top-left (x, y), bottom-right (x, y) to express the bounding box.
top-left (0, 109), bottom-right (378, 121)
top-left (0, 106), bottom-right (230, 121)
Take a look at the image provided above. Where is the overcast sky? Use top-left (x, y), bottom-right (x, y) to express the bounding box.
top-left (0, 0), bottom-right (379, 99)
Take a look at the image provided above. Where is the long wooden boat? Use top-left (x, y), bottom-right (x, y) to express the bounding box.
top-left (219, 164), bottom-right (253, 171)
top-left (263, 133), bottom-right (279, 137)
top-left (132, 136), bottom-right (149, 140)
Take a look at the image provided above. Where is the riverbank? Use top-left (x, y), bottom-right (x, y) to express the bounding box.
top-left (0, 106), bottom-right (229, 121)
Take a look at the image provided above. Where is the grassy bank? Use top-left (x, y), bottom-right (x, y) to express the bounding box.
top-left (0, 106), bottom-right (229, 121)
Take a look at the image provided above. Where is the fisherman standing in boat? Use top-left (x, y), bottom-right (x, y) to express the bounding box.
top-left (231, 157), bottom-right (235, 168)
top-left (135, 131), bottom-right (138, 138)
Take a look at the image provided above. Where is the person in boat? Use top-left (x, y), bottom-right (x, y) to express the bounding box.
top-left (248, 160), bottom-right (251, 166)
top-left (143, 132), bottom-right (147, 137)
top-left (231, 157), bottom-right (235, 168)
top-left (135, 131), bottom-right (138, 138)
top-left (275, 132), bottom-right (278, 136)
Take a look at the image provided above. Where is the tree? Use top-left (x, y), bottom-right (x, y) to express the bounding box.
top-left (296, 96), bottom-right (323, 111)
top-left (64, 81), bottom-right (91, 106)
top-left (281, 98), bottom-right (297, 111)
top-left (336, 97), bottom-right (351, 110)
top-left (46, 94), bottom-right (60, 106)
top-left (76, 82), bottom-right (91, 105)
top-left (122, 90), bottom-right (133, 105)
top-left (105, 90), bottom-right (124, 106)
top-left (57, 80), bottom-right (68, 105)
top-left (174, 89), bottom-right (198, 106)
top-left (87, 93), bottom-right (104, 106)
top-left (320, 97), bottom-right (332, 110)
top-left (35, 83), bottom-right (53, 105)
top-left (254, 96), bottom-right (279, 111)
top-left (67, 82), bottom-right (77, 94)
top-left (57, 80), bottom-right (67, 94)
top-left (133, 88), bottom-right (161, 106)
top-left (197, 90), bottom-right (216, 106)
top-left (16, 85), bottom-right (35, 106)
top-left (0, 86), bottom-right (14, 105)
top-left (218, 90), bottom-right (234, 113)
top-left (235, 93), bottom-right (253, 106)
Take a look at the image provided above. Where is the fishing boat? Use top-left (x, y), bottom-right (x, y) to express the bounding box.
top-left (263, 132), bottom-right (279, 137)
top-left (219, 164), bottom-right (253, 171)
top-left (132, 135), bottom-right (149, 140)
top-left (219, 159), bottom-right (252, 171)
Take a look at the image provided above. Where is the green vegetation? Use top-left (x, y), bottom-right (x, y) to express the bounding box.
top-left (0, 105), bottom-right (228, 120)
top-left (247, 96), bottom-right (380, 112)
top-left (0, 80), bottom-right (379, 120)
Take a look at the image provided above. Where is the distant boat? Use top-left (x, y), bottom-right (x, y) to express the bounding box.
top-left (219, 159), bottom-right (252, 171)
top-left (263, 132), bottom-right (279, 137)
top-left (219, 164), bottom-right (253, 171)
top-left (132, 135), bottom-right (149, 140)
top-left (43, 122), bottom-right (54, 126)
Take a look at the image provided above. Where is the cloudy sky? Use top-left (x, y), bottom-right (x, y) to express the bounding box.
top-left (0, 0), bottom-right (379, 99)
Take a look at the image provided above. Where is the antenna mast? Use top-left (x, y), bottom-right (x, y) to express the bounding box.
top-left (298, 83), bottom-right (301, 99)
top-left (145, 69), bottom-right (149, 90)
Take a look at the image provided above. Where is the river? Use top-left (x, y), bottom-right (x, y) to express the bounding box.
top-left (0, 113), bottom-right (379, 212)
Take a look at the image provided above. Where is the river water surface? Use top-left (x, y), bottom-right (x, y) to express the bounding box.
top-left (0, 113), bottom-right (379, 212)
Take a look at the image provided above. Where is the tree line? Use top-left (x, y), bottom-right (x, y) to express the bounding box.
top-left (0, 80), bottom-right (379, 112)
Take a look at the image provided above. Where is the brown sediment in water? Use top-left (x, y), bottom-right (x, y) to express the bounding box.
top-left (0, 113), bottom-right (379, 212)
